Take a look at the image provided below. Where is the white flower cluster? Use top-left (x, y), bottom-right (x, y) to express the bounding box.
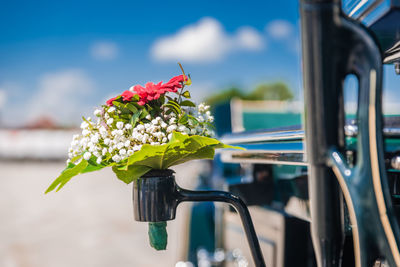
top-left (67, 103), bottom-right (215, 165)
top-left (189, 103), bottom-right (215, 137)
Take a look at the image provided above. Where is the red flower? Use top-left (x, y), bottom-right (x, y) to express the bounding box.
top-left (121, 90), bottom-right (135, 101)
top-left (106, 90), bottom-right (137, 106)
top-left (160, 75), bottom-right (187, 93)
top-left (134, 82), bottom-right (163, 105)
top-left (106, 96), bottom-right (118, 106)
top-left (105, 74), bottom-right (188, 106)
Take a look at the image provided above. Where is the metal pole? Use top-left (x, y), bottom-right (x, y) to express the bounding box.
top-left (300, 0), bottom-right (345, 266)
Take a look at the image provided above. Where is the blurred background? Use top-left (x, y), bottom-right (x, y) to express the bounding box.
top-left (0, 0), bottom-right (399, 266)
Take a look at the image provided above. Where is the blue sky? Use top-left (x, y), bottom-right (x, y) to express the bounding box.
top-left (0, 0), bottom-right (398, 126)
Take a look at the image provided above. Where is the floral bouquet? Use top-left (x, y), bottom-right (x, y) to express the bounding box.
top-left (46, 66), bottom-right (239, 250)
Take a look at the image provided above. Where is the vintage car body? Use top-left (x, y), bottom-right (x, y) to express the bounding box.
top-left (215, 118), bottom-right (400, 266)
top-left (186, 119), bottom-right (398, 266)
top-left (184, 0), bottom-right (400, 266)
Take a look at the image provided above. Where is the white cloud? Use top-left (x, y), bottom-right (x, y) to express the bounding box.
top-left (151, 17), bottom-right (265, 63)
top-left (265, 20), bottom-right (294, 40)
top-left (26, 69), bottom-right (95, 124)
top-left (90, 41), bottom-right (119, 60)
top-left (235, 27), bottom-right (264, 50)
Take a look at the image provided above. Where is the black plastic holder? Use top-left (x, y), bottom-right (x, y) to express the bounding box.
top-left (133, 170), bottom-right (266, 267)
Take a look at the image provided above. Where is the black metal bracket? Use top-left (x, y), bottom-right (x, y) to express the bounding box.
top-left (133, 172), bottom-right (266, 267)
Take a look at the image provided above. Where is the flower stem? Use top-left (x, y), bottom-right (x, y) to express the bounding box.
top-left (177, 84), bottom-right (185, 104)
top-left (177, 62), bottom-right (187, 104)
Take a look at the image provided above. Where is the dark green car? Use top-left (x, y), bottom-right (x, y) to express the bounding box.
top-left (183, 0), bottom-right (400, 264)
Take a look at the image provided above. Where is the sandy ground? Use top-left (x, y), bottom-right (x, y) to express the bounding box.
top-left (0, 160), bottom-right (205, 267)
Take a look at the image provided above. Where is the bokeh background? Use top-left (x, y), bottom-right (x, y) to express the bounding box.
top-left (0, 0), bottom-right (399, 266)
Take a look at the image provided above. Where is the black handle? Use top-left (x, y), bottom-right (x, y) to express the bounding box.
top-left (177, 187), bottom-right (266, 267)
top-left (133, 175), bottom-right (266, 267)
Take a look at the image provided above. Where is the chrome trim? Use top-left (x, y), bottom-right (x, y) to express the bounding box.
top-left (221, 152), bottom-right (307, 165)
top-left (344, 0), bottom-right (390, 25)
top-left (221, 129), bottom-right (303, 145)
top-left (384, 41), bottom-right (400, 63)
top-left (222, 125), bottom-right (400, 145)
top-left (348, 0), bottom-right (369, 17)
top-left (344, 124), bottom-right (359, 137)
top-left (392, 156), bottom-right (400, 170)
top-left (384, 51), bottom-right (400, 64)
top-left (220, 123), bottom-right (399, 164)
top-left (345, 125), bottom-right (400, 137)
top-left (219, 140), bottom-right (306, 165)
top-left (384, 128), bottom-right (400, 136)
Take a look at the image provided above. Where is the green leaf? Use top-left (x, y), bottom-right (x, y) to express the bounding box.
top-left (112, 164), bottom-right (151, 184)
top-left (140, 109), bottom-right (149, 119)
top-left (45, 160), bottom-right (88, 193)
top-left (82, 157), bottom-right (105, 173)
top-left (126, 103), bottom-right (138, 113)
top-left (165, 105), bottom-right (179, 115)
top-left (123, 132), bottom-right (243, 171)
top-left (64, 162), bottom-right (76, 170)
top-left (148, 222), bottom-right (167, 250)
top-left (182, 91), bottom-right (191, 98)
top-left (111, 96), bottom-right (122, 105)
top-left (178, 114), bottom-right (189, 125)
top-left (131, 101), bottom-right (143, 109)
top-left (130, 111), bottom-right (141, 128)
top-left (120, 114), bottom-right (131, 120)
top-left (46, 132), bottom-right (243, 193)
top-left (161, 132), bottom-right (242, 167)
top-left (168, 100), bottom-right (180, 109)
top-left (187, 115), bottom-right (199, 126)
top-left (70, 154), bottom-right (82, 163)
top-left (113, 102), bottom-right (131, 114)
top-left (112, 101), bottom-right (124, 109)
top-left (180, 100), bottom-right (196, 107)
top-left (170, 146), bottom-right (215, 166)
top-left (132, 94), bottom-right (140, 102)
top-left (165, 101), bottom-right (182, 115)
top-left (158, 95), bottom-right (166, 104)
